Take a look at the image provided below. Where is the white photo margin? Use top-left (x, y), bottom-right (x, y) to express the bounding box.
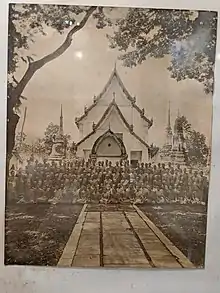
top-left (0, 1), bottom-right (219, 292)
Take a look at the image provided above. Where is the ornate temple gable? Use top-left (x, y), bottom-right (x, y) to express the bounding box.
top-left (95, 99), bottom-right (130, 130)
top-left (75, 66), bottom-right (153, 129)
top-left (91, 129), bottom-right (127, 158)
top-left (76, 99), bottom-right (150, 149)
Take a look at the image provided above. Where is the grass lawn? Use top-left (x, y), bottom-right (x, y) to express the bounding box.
top-left (5, 202), bottom-right (207, 268)
top-left (139, 203), bottom-right (207, 267)
top-left (5, 203), bottom-right (83, 266)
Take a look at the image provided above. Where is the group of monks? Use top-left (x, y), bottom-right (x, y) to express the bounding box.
top-left (7, 157), bottom-right (209, 204)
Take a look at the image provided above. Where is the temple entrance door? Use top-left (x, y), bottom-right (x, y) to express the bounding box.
top-left (130, 151), bottom-right (142, 166)
top-left (96, 136), bottom-right (121, 157)
top-left (91, 129), bottom-right (127, 161)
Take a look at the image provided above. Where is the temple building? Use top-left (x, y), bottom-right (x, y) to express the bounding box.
top-left (75, 66), bottom-right (154, 164)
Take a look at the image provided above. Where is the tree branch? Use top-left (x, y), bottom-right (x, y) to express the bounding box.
top-left (21, 56), bottom-right (27, 64)
top-left (34, 6), bottom-right (96, 68)
top-left (12, 75), bottom-right (18, 84)
top-left (10, 6), bottom-right (97, 107)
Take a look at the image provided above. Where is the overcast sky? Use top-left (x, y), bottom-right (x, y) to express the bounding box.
top-left (14, 6), bottom-right (213, 147)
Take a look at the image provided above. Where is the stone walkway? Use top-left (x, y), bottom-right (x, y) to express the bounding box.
top-left (58, 204), bottom-right (195, 269)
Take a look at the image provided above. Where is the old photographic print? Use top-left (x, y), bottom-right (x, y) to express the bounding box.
top-left (5, 3), bottom-right (217, 269)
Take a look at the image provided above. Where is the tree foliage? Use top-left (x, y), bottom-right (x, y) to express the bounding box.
top-left (8, 4), bottom-right (112, 75)
top-left (9, 4), bottom-right (85, 74)
top-left (13, 131), bottom-right (33, 159)
top-left (175, 115), bottom-right (191, 142)
top-left (14, 131), bottom-right (28, 151)
top-left (175, 115), bottom-right (209, 166)
top-left (31, 138), bottom-right (45, 155)
top-left (109, 8), bottom-right (217, 94)
top-left (186, 130), bottom-right (209, 166)
top-left (43, 122), bottom-right (71, 154)
top-left (7, 4), bottom-right (101, 164)
top-left (15, 131), bottom-right (26, 145)
top-left (149, 143), bottom-right (159, 159)
top-left (8, 4), bottom-right (217, 169)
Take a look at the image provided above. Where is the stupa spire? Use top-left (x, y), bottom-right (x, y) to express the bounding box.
top-left (166, 101), bottom-right (172, 140)
top-left (168, 101), bottom-right (171, 129)
top-left (60, 104), bottom-right (63, 136)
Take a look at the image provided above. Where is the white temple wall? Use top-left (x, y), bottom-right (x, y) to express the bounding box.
top-left (76, 69), bottom-right (151, 162)
top-left (123, 132), bottom-right (149, 162)
top-left (76, 75), bottom-right (135, 137)
top-left (98, 75), bottom-right (131, 107)
top-left (78, 104), bottom-right (106, 137)
top-left (132, 109), bottom-right (149, 142)
top-left (100, 107), bottom-right (130, 132)
top-left (76, 128), bottom-right (149, 163)
top-left (78, 103), bottom-right (148, 143)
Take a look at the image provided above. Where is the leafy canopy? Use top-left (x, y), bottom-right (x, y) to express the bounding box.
top-left (109, 8), bottom-right (218, 94)
top-left (8, 4), bottom-right (112, 74)
top-left (9, 5), bottom-right (217, 100)
top-left (175, 115), bottom-right (209, 166)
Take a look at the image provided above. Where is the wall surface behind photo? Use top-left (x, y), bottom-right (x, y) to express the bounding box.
top-left (0, 0), bottom-right (220, 292)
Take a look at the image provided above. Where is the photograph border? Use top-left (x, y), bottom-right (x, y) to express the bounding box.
top-left (1, 0), bottom-right (220, 292)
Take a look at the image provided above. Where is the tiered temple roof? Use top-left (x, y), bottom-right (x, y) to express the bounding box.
top-left (76, 98), bottom-right (150, 149)
top-left (75, 66), bottom-right (153, 129)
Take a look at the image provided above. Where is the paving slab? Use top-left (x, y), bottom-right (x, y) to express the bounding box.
top-left (125, 211), bottom-right (182, 267)
top-left (102, 211), bottom-right (149, 267)
top-left (72, 211), bottom-right (101, 266)
top-left (57, 204), bottom-right (87, 267)
top-left (133, 205), bottom-right (195, 268)
top-left (72, 254), bottom-right (100, 267)
top-left (58, 204), bottom-right (194, 269)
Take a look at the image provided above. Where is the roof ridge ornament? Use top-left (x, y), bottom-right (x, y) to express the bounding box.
top-left (92, 121), bottom-right (96, 131)
top-left (114, 60), bottom-right (117, 72)
top-left (112, 92), bottom-right (116, 102)
top-left (76, 102), bottom-right (150, 150)
top-left (131, 96), bottom-right (136, 106)
top-left (75, 68), bottom-right (153, 130)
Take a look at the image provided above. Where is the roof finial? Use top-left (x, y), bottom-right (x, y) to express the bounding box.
top-left (60, 104), bottom-right (63, 118)
top-left (109, 122), bottom-right (111, 130)
top-left (113, 92), bottom-right (116, 102)
top-left (114, 60), bottom-right (117, 72)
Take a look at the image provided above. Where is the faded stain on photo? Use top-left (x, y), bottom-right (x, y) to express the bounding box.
top-left (5, 3), bottom-right (217, 269)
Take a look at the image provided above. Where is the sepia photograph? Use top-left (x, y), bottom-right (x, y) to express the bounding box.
top-left (5, 3), bottom-right (218, 269)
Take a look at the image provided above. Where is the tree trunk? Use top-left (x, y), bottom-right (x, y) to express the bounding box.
top-left (6, 108), bottom-right (19, 176)
top-left (10, 6), bottom-right (96, 106)
top-left (6, 6), bottom-right (97, 166)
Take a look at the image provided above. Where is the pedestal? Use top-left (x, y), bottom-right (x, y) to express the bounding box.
top-left (48, 139), bottom-right (65, 163)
